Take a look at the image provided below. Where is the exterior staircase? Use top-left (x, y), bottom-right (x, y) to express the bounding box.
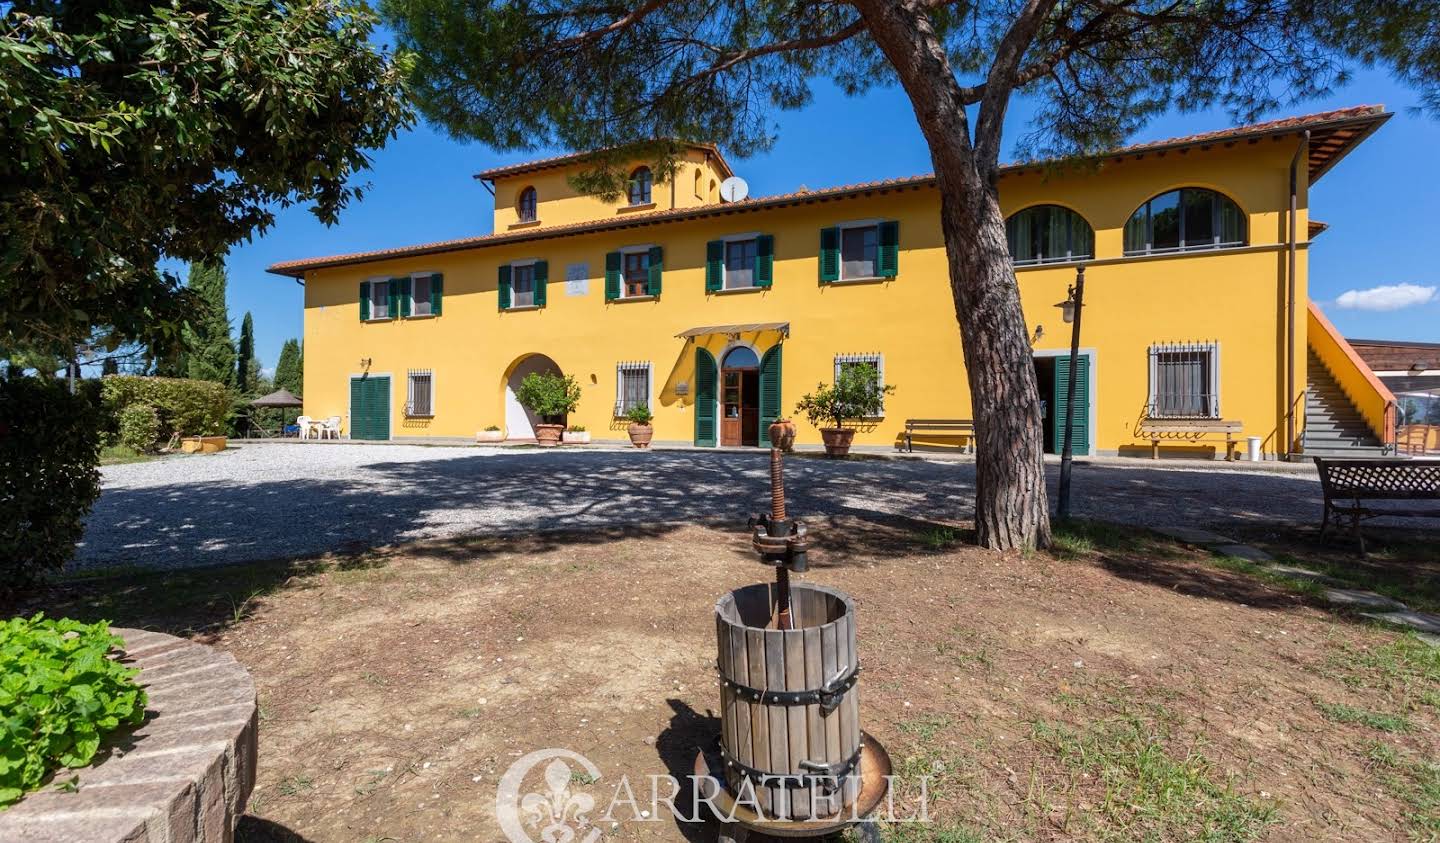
top-left (1302, 351), bottom-right (1388, 457)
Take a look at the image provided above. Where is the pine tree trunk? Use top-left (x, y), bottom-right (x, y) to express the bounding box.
top-left (857, 0), bottom-right (1052, 550)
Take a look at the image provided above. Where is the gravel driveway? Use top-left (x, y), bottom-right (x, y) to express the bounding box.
top-left (75, 442), bottom-right (1428, 572)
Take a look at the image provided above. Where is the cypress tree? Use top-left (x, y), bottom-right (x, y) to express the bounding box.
top-left (273, 338), bottom-right (303, 396)
top-left (236, 312), bottom-right (256, 396)
top-left (183, 261), bottom-right (235, 386)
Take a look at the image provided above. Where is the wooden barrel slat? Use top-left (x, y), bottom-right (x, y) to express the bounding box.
top-left (716, 583), bottom-right (861, 821)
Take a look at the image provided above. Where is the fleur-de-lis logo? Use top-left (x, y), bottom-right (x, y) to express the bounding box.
top-left (497, 749), bottom-right (602, 843)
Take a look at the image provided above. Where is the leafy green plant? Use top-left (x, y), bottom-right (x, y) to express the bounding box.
top-left (0, 615), bottom-right (148, 807)
top-left (567, 424), bottom-right (586, 432)
top-left (483, 424), bottom-right (501, 431)
top-left (0, 372), bottom-right (104, 593)
top-left (624, 403), bottom-right (654, 425)
top-left (101, 375), bottom-right (233, 438)
top-left (794, 363), bottom-right (894, 430)
top-left (116, 404), bottom-right (161, 453)
top-left (515, 372), bottom-right (581, 423)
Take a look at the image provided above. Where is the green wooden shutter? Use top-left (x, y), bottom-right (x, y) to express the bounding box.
top-left (819, 227), bottom-right (840, 282)
top-left (399, 277), bottom-right (413, 317)
top-left (350, 377), bottom-right (364, 438)
top-left (430, 273), bottom-right (443, 316)
top-left (694, 348), bottom-right (718, 447)
top-left (533, 260), bottom-right (548, 307)
top-left (877, 220), bottom-right (900, 277)
top-left (756, 234), bottom-right (774, 287)
top-left (705, 240), bottom-right (723, 292)
top-left (646, 246), bottom-right (663, 296)
top-left (387, 278), bottom-right (400, 317)
top-left (359, 281), bottom-right (370, 321)
top-left (758, 344), bottom-right (782, 445)
top-left (605, 251), bottom-right (621, 300)
top-left (497, 264), bottom-right (511, 310)
top-left (1053, 355), bottom-right (1090, 455)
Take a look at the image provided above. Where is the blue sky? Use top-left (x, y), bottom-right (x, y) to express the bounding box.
top-left (224, 66), bottom-right (1439, 372)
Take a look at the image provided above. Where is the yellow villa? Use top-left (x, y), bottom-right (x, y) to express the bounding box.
top-left (267, 105), bottom-right (1398, 459)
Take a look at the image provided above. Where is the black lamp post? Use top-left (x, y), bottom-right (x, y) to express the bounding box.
top-left (1055, 265), bottom-right (1086, 521)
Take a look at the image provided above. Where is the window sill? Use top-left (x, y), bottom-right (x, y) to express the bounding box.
top-left (364, 317), bottom-right (395, 323)
top-left (1012, 257), bottom-right (1091, 269)
top-left (405, 414), bottom-right (435, 419)
top-left (712, 285), bottom-right (765, 295)
top-left (503, 304), bottom-right (544, 312)
top-left (617, 203), bottom-right (657, 214)
top-left (611, 295), bottom-right (657, 303)
top-left (508, 219), bottom-right (543, 230)
top-left (406, 313), bottom-right (437, 320)
top-left (831, 275), bottom-right (892, 285)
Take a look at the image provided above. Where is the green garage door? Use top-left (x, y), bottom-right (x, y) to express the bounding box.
top-left (350, 375), bottom-right (390, 441)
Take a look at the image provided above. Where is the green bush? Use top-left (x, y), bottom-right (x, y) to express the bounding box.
top-left (515, 372), bottom-right (581, 423)
top-left (101, 375), bottom-right (232, 439)
top-left (116, 404), bottom-right (161, 453)
top-left (623, 402), bottom-right (654, 424)
top-left (0, 372), bottom-right (103, 592)
top-left (0, 615), bottom-right (148, 807)
top-left (795, 363), bottom-right (895, 429)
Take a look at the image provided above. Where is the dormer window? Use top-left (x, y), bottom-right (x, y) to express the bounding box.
top-left (628, 167), bottom-right (653, 206)
top-left (517, 186), bottom-right (537, 222)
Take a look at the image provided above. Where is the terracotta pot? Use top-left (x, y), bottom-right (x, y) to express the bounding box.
top-left (534, 423), bottom-right (564, 447)
top-left (628, 423), bottom-right (654, 449)
top-left (475, 430), bottom-right (504, 443)
top-left (562, 430), bottom-right (591, 444)
top-left (819, 428), bottom-right (855, 458)
top-left (768, 418), bottom-right (797, 452)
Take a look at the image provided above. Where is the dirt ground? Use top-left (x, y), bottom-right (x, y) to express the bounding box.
top-left (21, 517), bottom-right (1439, 842)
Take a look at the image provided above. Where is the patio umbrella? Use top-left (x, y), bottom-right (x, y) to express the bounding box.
top-left (249, 388), bottom-right (303, 408)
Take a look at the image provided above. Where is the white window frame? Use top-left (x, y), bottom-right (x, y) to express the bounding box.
top-left (1147, 341), bottom-right (1221, 419)
top-left (409, 271), bottom-right (438, 318)
top-left (614, 361), bottom-right (653, 417)
top-left (834, 352), bottom-right (886, 418)
top-left (719, 231), bottom-right (762, 291)
top-left (507, 258), bottom-right (540, 309)
top-left (618, 244), bottom-right (656, 300)
top-left (836, 219), bottom-right (884, 282)
top-left (366, 275), bottom-right (393, 321)
top-left (406, 368), bottom-right (436, 418)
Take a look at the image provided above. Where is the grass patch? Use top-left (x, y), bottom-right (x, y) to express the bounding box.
top-left (1027, 708), bottom-right (1276, 842)
top-left (897, 713), bottom-right (954, 742)
top-left (876, 823), bottom-right (986, 843)
top-left (1322, 633), bottom-right (1440, 714)
top-left (99, 444), bottom-right (157, 465)
top-left (277, 774), bottom-right (315, 797)
top-left (1272, 551), bottom-right (1440, 614)
top-left (921, 525), bottom-right (962, 551)
top-left (1315, 701), bottom-right (1411, 733)
top-left (1049, 519), bottom-right (1149, 560)
top-left (1209, 555), bottom-right (1325, 598)
top-left (1363, 740), bottom-right (1440, 835)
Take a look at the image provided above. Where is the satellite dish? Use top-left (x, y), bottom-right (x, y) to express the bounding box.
top-left (719, 176), bottom-right (749, 203)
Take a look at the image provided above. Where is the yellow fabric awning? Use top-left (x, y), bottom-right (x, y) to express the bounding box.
top-left (675, 321), bottom-right (790, 340)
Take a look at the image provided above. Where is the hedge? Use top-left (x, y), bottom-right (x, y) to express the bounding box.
top-left (0, 372), bottom-right (103, 591)
top-left (100, 375), bottom-right (232, 439)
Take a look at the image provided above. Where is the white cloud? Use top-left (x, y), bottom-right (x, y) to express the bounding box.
top-left (1335, 283), bottom-right (1436, 312)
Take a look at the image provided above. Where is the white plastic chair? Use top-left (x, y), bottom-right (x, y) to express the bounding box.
top-left (321, 416), bottom-right (342, 440)
top-left (297, 415), bottom-right (313, 440)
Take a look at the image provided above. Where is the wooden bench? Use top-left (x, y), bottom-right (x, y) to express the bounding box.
top-left (1314, 457), bottom-right (1440, 554)
top-left (902, 418), bottom-right (975, 453)
top-left (1137, 418), bottom-right (1244, 460)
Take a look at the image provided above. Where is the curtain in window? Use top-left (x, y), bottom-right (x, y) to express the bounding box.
top-left (1150, 343), bottom-right (1216, 418)
top-left (617, 364), bottom-right (648, 413)
top-left (1007, 206), bottom-right (1093, 264)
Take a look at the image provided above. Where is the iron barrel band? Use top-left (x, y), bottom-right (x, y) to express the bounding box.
top-left (717, 662), bottom-right (860, 714)
top-left (719, 743), bottom-right (862, 793)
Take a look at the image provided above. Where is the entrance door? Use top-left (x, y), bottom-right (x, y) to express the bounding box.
top-left (349, 375), bottom-right (391, 441)
top-left (1034, 355), bottom-right (1089, 455)
top-left (720, 347), bottom-right (761, 446)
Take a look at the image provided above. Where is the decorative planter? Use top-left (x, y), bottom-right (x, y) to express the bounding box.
top-left (820, 428), bottom-right (855, 458)
top-left (562, 430), bottom-right (591, 444)
top-left (768, 418), bottom-right (797, 452)
top-left (534, 423), bottom-right (564, 447)
top-left (180, 435), bottom-right (227, 454)
top-left (628, 423), bottom-right (654, 449)
top-left (476, 429), bottom-right (505, 443)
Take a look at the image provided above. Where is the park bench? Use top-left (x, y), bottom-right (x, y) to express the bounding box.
top-left (1314, 457), bottom-right (1440, 554)
top-left (901, 418), bottom-right (975, 453)
top-left (1138, 418), bottom-right (1243, 461)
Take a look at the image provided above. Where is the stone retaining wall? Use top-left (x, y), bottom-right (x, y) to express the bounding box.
top-left (0, 628), bottom-right (257, 842)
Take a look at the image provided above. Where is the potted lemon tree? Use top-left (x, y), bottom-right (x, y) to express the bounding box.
top-left (795, 363), bottom-right (893, 458)
top-left (516, 372), bottom-right (581, 447)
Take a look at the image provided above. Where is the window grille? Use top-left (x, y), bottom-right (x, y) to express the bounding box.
top-left (834, 353), bottom-right (886, 416)
top-left (615, 361), bottom-right (651, 415)
top-left (407, 369), bottom-right (434, 417)
top-left (1148, 342), bottom-right (1219, 418)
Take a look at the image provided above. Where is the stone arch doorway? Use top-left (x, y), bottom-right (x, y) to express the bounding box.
top-left (503, 353), bottom-right (562, 440)
top-left (720, 345), bottom-right (762, 446)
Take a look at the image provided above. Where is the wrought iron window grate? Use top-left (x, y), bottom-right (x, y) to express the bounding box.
top-left (1148, 341), bottom-right (1219, 418)
top-left (406, 369), bottom-right (434, 417)
top-left (615, 361), bottom-right (650, 415)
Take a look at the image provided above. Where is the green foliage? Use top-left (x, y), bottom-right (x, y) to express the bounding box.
top-left (623, 403), bottom-right (654, 425)
top-left (515, 373), bottom-right (581, 422)
top-left (0, 372), bottom-right (103, 592)
top-left (795, 364), bottom-right (893, 430)
top-left (101, 375), bottom-right (232, 438)
top-left (116, 405), bottom-right (162, 454)
top-left (483, 424), bottom-right (501, 432)
top-left (567, 424), bottom-right (587, 432)
top-left (184, 262), bottom-right (235, 387)
top-left (273, 339), bottom-right (303, 397)
top-left (1314, 701), bottom-right (1411, 733)
top-left (236, 312), bottom-right (256, 396)
top-left (0, 615), bottom-right (148, 807)
top-left (0, 1), bottom-right (411, 360)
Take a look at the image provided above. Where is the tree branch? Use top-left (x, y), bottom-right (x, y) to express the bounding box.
top-left (975, 0), bottom-right (1061, 171)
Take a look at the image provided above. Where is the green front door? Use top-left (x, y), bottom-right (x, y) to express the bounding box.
top-left (350, 375), bottom-right (391, 441)
top-left (1052, 355), bottom-right (1089, 455)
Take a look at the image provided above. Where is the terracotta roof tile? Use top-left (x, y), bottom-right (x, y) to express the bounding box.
top-left (475, 142), bottom-right (733, 181)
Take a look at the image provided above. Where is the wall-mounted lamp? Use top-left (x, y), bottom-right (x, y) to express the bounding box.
top-left (359, 357), bottom-right (372, 371)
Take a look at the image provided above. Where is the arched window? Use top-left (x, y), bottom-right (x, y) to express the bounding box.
top-left (1005, 205), bottom-right (1094, 266)
top-left (628, 167), bottom-right (653, 205)
top-left (722, 346), bottom-right (760, 369)
top-left (1124, 188), bottom-right (1246, 255)
top-left (516, 186), bottom-right (537, 222)
top-left (693, 167), bottom-right (704, 199)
